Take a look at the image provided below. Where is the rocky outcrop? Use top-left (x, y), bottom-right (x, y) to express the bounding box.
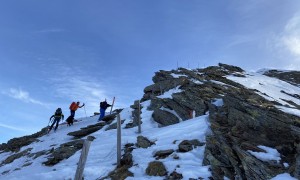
top-left (141, 63), bottom-right (300, 179)
top-left (263, 69), bottom-right (300, 86)
top-left (152, 109), bottom-right (180, 126)
top-left (0, 148), bottom-right (32, 167)
top-left (154, 149), bottom-right (174, 159)
top-left (101, 143), bottom-right (134, 180)
top-left (68, 122), bottom-right (106, 138)
top-left (0, 127), bottom-right (48, 152)
top-left (136, 136), bottom-right (155, 148)
top-left (204, 80), bottom-right (300, 179)
top-left (178, 139), bottom-right (205, 152)
top-left (167, 170), bottom-right (183, 180)
top-left (145, 161), bottom-right (167, 176)
top-left (43, 139), bottom-right (84, 166)
top-left (125, 100), bottom-right (143, 129)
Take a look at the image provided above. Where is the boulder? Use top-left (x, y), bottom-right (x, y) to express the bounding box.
top-left (136, 136), bottom-right (154, 148)
top-left (68, 126), bottom-right (102, 138)
top-left (152, 109), bottom-right (179, 126)
top-left (167, 170), bottom-right (183, 180)
top-left (154, 149), bottom-right (174, 159)
top-left (145, 161), bottom-right (167, 176)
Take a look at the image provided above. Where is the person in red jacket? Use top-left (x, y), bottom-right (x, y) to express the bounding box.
top-left (69, 101), bottom-right (85, 118)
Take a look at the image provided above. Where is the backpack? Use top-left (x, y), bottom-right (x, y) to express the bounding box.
top-left (69, 102), bottom-right (76, 110)
top-left (100, 101), bottom-right (107, 109)
top-left (55, 108), bottom-right (62, 116)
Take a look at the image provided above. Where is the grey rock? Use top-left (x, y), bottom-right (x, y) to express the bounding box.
top-left (105, 120), bottom-right (125, 131)
top-left (145, 161), bottom-right (167, 176)
top-left (152, 109), bottom-right (180, 126)
top-left (178, 140), bottom-right (193, 152)
top-left (167, 171), bottom-right (183, 180)
top-left (154, 149), bottom-right (174, 159)
top-left (136, 136), bottom-right (154, 148)
top-left (68, 126), bottom-right (102, 138)
top-left (100, 143), bottom-right (134, 180)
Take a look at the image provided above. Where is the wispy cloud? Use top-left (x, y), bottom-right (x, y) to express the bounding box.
top-left (267, 13), bottom-right (300, 70)
top-left (46, 62), bottom-right (113, 113)
top-left (281, 14), bottom-right (300, 56)
top-left (0, 123), bottom-right (28, 132)
top-left (226, 35), bottom-right (254, 48)
top-left (2, 88), bottom-right (49, 107)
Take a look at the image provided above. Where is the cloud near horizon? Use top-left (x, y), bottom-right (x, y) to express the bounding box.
top-left (2, 88), bottom-right (49, 107)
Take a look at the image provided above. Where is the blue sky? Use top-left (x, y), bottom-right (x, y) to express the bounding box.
top-left (0, 0), bottom-right (300, 143)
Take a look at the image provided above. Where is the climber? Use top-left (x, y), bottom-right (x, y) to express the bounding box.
top-left (69, 101), bottom-right (85, 118)
top-left (98, 99), bottom-right (111, 121)
top-left (48, 108), bottom-right (64, 133)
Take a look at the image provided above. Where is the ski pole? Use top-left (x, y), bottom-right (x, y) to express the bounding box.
top-left (84, 104), bottom-right (87, 118)
top-left (48, 118), bottom-right (53, 126)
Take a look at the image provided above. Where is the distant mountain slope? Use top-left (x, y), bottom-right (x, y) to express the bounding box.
top-left (0, 63), bottom-right (299, 180)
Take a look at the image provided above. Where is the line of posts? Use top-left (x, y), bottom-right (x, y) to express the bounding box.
top-left (75, 100), bottom-right (142, 179)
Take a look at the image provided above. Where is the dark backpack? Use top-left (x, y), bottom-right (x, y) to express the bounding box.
top-left (100, 101), bottom-right (106, 109)
top-left (55, 108), bottom-right (62, 116)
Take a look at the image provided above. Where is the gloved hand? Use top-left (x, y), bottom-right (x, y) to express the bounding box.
top-left (83, 103), bottom-right (85, 106)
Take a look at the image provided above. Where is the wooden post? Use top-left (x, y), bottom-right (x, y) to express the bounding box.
top-left (110, 97), bottom-right (115, 115)
top-left (117, 114), bottom-right (121, 166)
top-left (74, 136), bottom-right (95, 180)
top-left (138, 100), bottom-right (141, 133)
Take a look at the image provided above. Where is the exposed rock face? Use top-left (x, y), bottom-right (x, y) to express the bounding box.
top-left (126, 100), bottom-right (143, 129)
top-left (152, 109), bottom-right (180, 126)
top-left (0, 127), bottom-right (48, 152)
top-left (178, 139), bottom-right (205, 152)
top-left (154, 149), bottom-right (174, 159)
top-left (167, 171), bottom-right (183, 180)
top-left (263, 69), bottom-right (300, 86)
top-left (68, 125), bottom-right (104, 138)
top-left (141, 63), bottom-right (300, 179)
top-left (145, 161), bottom-right (167, 176)
top-left (0, 148), bottom-right (32, 167)
top-left (101, 143), bottom-right (134, 180)
top-left (43, 139), bottom-right (84, 166)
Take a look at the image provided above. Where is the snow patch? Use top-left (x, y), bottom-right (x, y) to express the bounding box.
top-left (157, 86), bottom-right (182, 99)
top-left (247, 145), bottom-right (281, 163)
top-left (271, 173), bottom-right (297, 180)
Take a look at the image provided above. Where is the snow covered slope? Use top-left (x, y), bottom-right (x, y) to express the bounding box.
top-left (0, 101), bottom-right (211, 180)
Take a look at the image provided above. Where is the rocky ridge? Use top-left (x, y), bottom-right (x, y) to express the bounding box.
top-left (0, 63), bottom-right (299, 179)
top-left (139, 63), bottom-right (300, 179)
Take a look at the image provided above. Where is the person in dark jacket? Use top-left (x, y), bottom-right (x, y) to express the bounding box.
top-left (48, 108), bottom-right (64, 133)
top-left (98, 100), bottom-right (111, 121)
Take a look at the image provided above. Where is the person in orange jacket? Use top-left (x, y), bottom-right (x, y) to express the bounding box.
top-left (69, 101), bottom-right (85, 118)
